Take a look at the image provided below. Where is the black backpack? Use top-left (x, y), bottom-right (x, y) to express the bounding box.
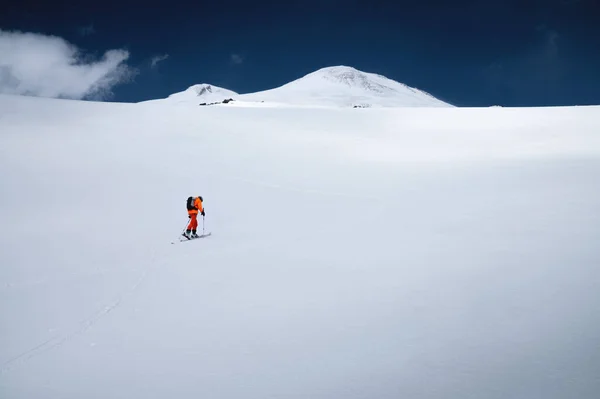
top-left (186, 196), bottom-right (195, 211)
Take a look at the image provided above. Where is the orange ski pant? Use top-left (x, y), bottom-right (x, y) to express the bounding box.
top-left (187, 213), bottom-right (198, 230)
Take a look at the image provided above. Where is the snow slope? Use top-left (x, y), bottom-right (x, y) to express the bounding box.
top-left (147, 66), bottom-right (451, 108)
top-left (1, 94), bottom-right (600, 398)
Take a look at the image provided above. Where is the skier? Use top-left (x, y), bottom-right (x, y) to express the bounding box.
top-left (185, 195), bottom-right (205, 239)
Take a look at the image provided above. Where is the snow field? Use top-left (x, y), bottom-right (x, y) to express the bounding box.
top-left (1, 95), bottom-right (600, 398)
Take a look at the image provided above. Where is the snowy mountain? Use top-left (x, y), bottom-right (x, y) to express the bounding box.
top-left (149, 83), bottom-right (238, 104)
top-left (239, 66), bottom-right (452, 107)
top-left (2, 93), bottom-right (600, 398)
top-left (147, 66), bottom-right (451, 108)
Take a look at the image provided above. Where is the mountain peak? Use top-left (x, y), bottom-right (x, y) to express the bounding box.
top-left (251, 65), bottom-right (451, 107)
top-left (172, 84), bottom-right (237, 98)
top-left (187, 84), bottom-right (217, 96)
top-left (162, 84), bottom-right (238, 104)
top-left (316, 65), bottom-right (360, 74)
top-left (302, 65), bottom-right (398, 94)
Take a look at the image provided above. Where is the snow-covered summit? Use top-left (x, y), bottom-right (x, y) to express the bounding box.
top-left (292, 66), bottom-right (426, 95)
top-left (238, 65), bottom-right (451, 107)
top-left (150, 84), bottom-right (238, 104)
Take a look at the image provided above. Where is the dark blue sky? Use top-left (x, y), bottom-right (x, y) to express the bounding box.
top-left (2, 0), bottom-right (599, 106)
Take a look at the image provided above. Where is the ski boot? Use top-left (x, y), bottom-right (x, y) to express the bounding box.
top-left (191, 229), bottom-right (199, 238)
top-left (182, 229), bottom-right (192, 239)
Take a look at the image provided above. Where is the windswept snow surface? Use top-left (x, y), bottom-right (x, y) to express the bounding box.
top-left (1, 94), bottom-right (600, 398)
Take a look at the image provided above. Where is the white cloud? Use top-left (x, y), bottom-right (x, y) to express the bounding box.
top-left (150, 54), bottom-right (169, 68)
top-left (230, 53), bottom-right (243, 64)
top-left (0, 29), bottom-right (135, 100)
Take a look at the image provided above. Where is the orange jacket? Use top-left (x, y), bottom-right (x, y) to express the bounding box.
top-left (188, 197), bottom-right (203, 215)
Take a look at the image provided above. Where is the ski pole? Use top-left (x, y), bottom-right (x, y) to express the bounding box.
top-left (202, 215), bottom-right (205, 235)
top-left (182, 217), bottom-right (190, 234)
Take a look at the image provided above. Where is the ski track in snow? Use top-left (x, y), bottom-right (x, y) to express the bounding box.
top-left (1, 267), bottom-right (116, 293)
top-left (0, 248), bottom-right (162, 375)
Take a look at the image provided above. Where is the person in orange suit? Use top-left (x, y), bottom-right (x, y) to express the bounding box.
top-left (185, 196), bottom-right (205, 238)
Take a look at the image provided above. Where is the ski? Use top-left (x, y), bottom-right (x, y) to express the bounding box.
top-left (172, 232), bottom-right (212, 244)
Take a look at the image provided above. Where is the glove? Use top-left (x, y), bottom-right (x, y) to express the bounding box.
top-left (201, 210), bottom-right (205, 217)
